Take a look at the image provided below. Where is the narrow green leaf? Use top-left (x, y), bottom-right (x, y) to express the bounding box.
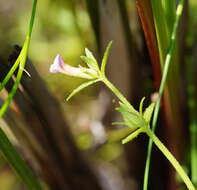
top-left (0, 57), bottom-right (20, 92)
top-left (80, 56), bottom-right (99, 71)
top-left (66, 78), bottom-right (101, 101)
top-left (139, 97), bottom-right (146, 115)
top-left (0, 1), bottom-right (42, 189)
top-left (0, 127), bottom-right (42, 190)
top-left (107, 127), bottom-right (134, 143)
top-left (143, 103), bottom-right (155, 123)
top-left (112, 122), bottom-right (127, 126)
top-left (122, 127), bottom-right (145, 144)
top-left (0, 0), bottom-right (37, 117)
top-left (101, 41), bottom-right (113, 75)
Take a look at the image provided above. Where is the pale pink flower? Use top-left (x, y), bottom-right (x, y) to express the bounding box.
top-left (50, 54), bottom-right (97, 79)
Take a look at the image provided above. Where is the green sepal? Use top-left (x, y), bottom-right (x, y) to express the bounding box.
top-left (139, 97), bottom-right (145, 115)
top-left (143, 102), bottom-right (155, 123)
top-left (116, 103), bottom-right (146, 129)
top-left (80, 56), bottom-right (99, 71)
top-left (118, 102), bottom-right (139, 115)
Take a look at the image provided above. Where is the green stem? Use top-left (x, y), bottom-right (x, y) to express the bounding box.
top-left (0, 57), bottom-right (20, 91)
top-left (0, 0), bottom-right (37, 92)
top-left (102, 75), bottom-right (195, 189)
top-left (0, 1), bottom-right (42, 189)
top-left (0, 0), bottom-right (37, 116)
top-left (143, 1), bottom-right (185, 189)
top-left (0, 37), bottom-right (30, 117)
top-left (102, 77), bottom-right (133, 110)
top-left (145, 128), bottom-right (196, 190)
top-left (28, 0), bottom-right (37, 37)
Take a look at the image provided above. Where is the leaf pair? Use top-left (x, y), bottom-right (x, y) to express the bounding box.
top-left (115, 97), bottom-right (155, 135)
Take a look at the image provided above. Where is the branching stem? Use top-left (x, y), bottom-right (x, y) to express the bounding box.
top-left (102, 76), bottom-right (195, 190)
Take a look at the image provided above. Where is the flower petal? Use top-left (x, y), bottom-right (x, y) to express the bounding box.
top-left (63, 64), bottom-right (93, 78)
top-left (50, 54), bottom-right (96, 79)
top-left (49, 54), bottom-right (65, 73)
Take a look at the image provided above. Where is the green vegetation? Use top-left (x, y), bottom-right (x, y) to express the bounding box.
top-left (0, 0), bottom-right (197, 189)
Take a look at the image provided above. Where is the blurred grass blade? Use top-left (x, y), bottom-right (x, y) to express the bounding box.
top-left (162, 0), bottom-right (176, 33)
top-left (143, 1), bottom-right (185, 189)
top-left (0, 57), bottom-right (20, 92)
top-left (0, 127), bottom-right (42, 189)
top-left (187, 48), bottom-right (197, 185)
top-left (0, 0), bottom-right (37, 92)
top-left (151, 0), bottom-right (169, 66)
top-left (0, 0), bottom-right (36, 117)
top-left (0, 0), bottom-right (42, 189)
top-left (135, 0), bottom-right (161, 88)
top-left (0, 39), bottom-right (29, 117)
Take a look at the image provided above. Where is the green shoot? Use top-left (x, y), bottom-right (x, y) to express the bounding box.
top-left (50, 40), bottom-right (195, 190)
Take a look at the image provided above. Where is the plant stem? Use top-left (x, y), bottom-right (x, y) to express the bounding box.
top-left (0, 1), bottom-right (42, 189)
top-left (0, 37), bottom-right (30, 117)
top-left (0, 0), bottom-right (37, 116)
top-left (0, 57), bottom-right (20, 91)
top-left (102, 74), bottom-right (195, 189)
top-left (145, 128), bottom-right (196, 190)
top-left (0, 0), bottom-right (37, 92)
top-left (143, 1), bottom-right (185, 189)
top-left (102, 77), bottom-right (133, 110)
